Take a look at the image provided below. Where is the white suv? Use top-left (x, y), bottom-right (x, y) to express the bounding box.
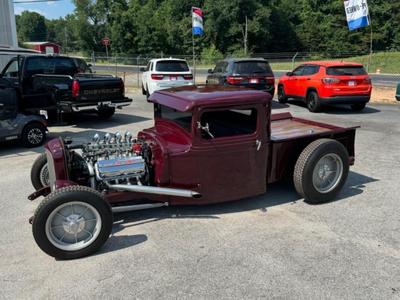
top-left (141, 58), bottom-right (194, 97)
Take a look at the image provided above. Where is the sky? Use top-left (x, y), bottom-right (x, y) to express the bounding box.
top-left (13, 0), bottom-right (75, 20)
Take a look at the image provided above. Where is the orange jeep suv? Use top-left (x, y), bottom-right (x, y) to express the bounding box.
top-left (278, 61), bottom-right (372, 112)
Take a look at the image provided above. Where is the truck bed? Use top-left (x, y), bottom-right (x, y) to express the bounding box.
top-left (271, 112), bottom-right (344, 141)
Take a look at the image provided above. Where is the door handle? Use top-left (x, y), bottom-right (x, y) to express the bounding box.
top-left (256, 139), bottom-right (261, 151)
top-left (0, 103), bottom-right (4, 107)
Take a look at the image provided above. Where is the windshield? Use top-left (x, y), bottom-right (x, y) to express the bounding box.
top-left (155, 60), bottom-right (189, 72)
top-left (326, 66), bottom-right (367, 76)
top-left (154, 104), bottom-right (192, 132)
top-left (233, 61), bottom-right (273, 75)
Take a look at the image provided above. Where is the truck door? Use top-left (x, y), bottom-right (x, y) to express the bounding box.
top-left (193, 104), bottom-right (269, 203)
top-left (0, 79), bottom-right (18, 121)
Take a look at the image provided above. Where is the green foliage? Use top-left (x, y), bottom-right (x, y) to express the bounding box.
top-left (15, 0), bottom-right (400, 55)
top-left (201, 44), bottom-right (224, 64)
top-left (16, 11), bottom-right (47, 42)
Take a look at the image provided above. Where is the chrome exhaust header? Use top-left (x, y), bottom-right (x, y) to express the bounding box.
top-left (107, 184), bottom-right (202, 198)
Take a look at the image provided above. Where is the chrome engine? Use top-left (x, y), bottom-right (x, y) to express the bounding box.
top-left (79, 131), bottom-right (148, 188)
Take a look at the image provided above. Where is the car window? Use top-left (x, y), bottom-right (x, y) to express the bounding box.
top-left (156, 60), bottom-right (189, 72)
top-left (292, 66), bottom-right (305, 76)
top-left (25, 57), bottom-right (76, 76)
top-left (326, 66), bottom-right (367, 76)
top-left (2, 60), bottom-right (19, 78)
top-left (213, 62), bottom-right (225, 73)
top-left (232, 61), bottom-right (273, 75)
top-left (75, 58), bottom-right (91, 73)
top-left (200, 108), bottom-right (257, 139)
top-left (302, 65), bottom-right (320, 76)
top-left (154, 104), bottom-right (192, 132)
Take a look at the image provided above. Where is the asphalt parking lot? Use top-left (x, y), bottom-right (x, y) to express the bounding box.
top-left (0, 93), bottom-right (399, 299)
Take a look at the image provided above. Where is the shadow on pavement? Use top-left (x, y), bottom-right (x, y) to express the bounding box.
top-left (97, 234), bottom-right (148, 256)
top-left (111, 170), bottom-right (377, 237)
top-left (271, 101), bottom-right (290, 110)
top-left (52, 112), bottom-right (151, 130)
top-left (286, 100), bottom-right (381, 114)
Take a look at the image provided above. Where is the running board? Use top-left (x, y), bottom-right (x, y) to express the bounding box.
top-left (107, 184), bottom-right (202, 198)
top-left (112, 202), bottom-right (168, 213)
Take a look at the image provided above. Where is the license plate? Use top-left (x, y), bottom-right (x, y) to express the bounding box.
top-left (250, 78), bottom-right (259, 84)
top-left (99, 101), bottom-right (112, 106)
top-left (348, 81), bottom-right (356, 86)
top-left (169, 76), bottom-right (178, 81)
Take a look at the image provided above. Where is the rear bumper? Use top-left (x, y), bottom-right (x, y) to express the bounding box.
top-left (319, 95), bottom-right (370, 105)
top-left (61, 97), bottom-right (132, 112)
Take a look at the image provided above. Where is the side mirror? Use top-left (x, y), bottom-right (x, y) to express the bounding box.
top-left (87, 63), bottom-right (92, 68)
top-left (207, 69), bottom-right (213, 74)
top-left (286, 72), bottom-right (294, 76)
top-left (139, 67), bottom-right (146, 72)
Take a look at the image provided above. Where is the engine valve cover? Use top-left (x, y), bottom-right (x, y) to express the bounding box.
top-left (95, 156), bottom-right (145, 180)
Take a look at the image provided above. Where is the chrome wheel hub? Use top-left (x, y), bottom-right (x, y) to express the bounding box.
top-left (45, 202), bottom-right (102, 251)
top-left (39, 164), bottom-right (49, 187)
top-left (312, 153), bottom-right (343, 194)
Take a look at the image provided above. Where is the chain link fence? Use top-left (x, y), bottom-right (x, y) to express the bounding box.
top-left (75, 51), bottom-right (400, 90)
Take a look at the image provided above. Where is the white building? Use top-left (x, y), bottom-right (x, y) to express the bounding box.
top-left (0, 0), bottom-right (38, 70)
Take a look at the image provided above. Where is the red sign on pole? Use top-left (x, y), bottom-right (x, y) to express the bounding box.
top-left (101, 37), bottom-right (111, 46)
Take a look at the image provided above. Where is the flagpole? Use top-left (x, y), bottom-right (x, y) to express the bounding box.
top-left (367, 11), bottom-right (373, 72)
top-left (192, 30), bottom-right (196, 85)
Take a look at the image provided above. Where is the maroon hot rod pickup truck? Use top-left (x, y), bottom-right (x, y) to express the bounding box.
top-left (28, 86), bottom-right (357, 259)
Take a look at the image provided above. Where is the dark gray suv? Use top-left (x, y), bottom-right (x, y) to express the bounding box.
top-left (206, 58), bottom-right (275, 97)
top-left (0, 79), bottom-right (47, 147)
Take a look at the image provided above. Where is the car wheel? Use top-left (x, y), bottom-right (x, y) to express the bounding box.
top-left (351, 103), bottom-right (367, 111)
top-left (146, 85), bottom-right (150, 100)
top-left (142, 84), bottom-right (146, 95)
top-left (293, 139), bottom-right (349, 204)
top-left (31, 153), bottom-right (49, 190)
top-left (21, 123), bottom-right (46, 148)
top-left (97, 107), bottom-right (115, 119)
top-left (277, 85), bottom-right (288, 103)
top-left (32, 185), bottom-right (113, 259)
top-left (306, 90), bottom-right (321, 112)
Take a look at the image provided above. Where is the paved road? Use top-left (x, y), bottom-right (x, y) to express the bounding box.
top-left (0, 94), bottom-right (399, 299)
top-left (93, 65), bottom-right (399, 87)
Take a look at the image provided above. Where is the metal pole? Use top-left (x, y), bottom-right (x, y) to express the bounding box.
top-left (192, 32), bottom-right (196, 85)
top-left (137, 55), bottom-right (140, 88)
top-left (292, 52), bottom-right (299, 70)
top-left (367, 13), bottom-right (373, 73)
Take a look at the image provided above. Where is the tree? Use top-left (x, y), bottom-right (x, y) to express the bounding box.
top-left (16, 11), bottom-right (47, 43)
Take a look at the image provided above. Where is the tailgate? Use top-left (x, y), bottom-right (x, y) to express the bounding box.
top-left (77, 76), bottom-right (124, 102)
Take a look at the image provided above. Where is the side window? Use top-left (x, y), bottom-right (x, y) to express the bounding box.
top-left (292, 66), bottom-right (305, 76)
top-left (146, 61), bottom-right (151, 71)
top-left (2, 60), bottom-right (19, 78)
top-left (303, 65), bottom-right (320, 76)
top-left (213, 62), bottom-right (224, 73)
top-left (200, 108), bottom-right (258, 139)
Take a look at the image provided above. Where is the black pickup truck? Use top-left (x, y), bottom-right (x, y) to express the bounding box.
top-left (0, 55), bottom-right (132, 119)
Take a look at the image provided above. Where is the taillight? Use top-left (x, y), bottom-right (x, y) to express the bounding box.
top-left (183, 74), bottom-right (193, 80)
top-left (266, 77), bottom-right (275, 85)
top-left (322, 77), bottom-right (340, 85)
top-left (151, 74), bottom-right (164, 80)
top-left (71, 80), bottom-right (80, 97)
top-left (364, 77), bottom-right (372, 84)
top-left (227, 76), bottom-right (244, 84)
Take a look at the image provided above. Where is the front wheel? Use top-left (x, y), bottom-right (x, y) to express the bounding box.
top-left (277, 85), bottom-right (287, 103)
top-left (31, 153), bottom-right (49, 190)
top-left (32, 186), bottom-right (113, 259)
top-left (293, 139), bottom-right (349, 204)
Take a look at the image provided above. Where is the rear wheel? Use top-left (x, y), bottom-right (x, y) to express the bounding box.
top-left (32, 186), bottom-right (113, 259)
top-left (21, 123), bottom-right (46, 148)
top-left (142, 84), bottom-right (146, 95)
top-left (306, 90), bottom-right (321, 112)
top-left (31, 153), bottom-right (49, 190)
top-left (277, 85), bottom-right (288, 103)
top-left (146, 85), bottom-right (150, 100)
top-left (351, 103), bottom-right (367, 111)
top-left (293, 139), bottom-right (349, 204)
top-left (97, 107), bottom-right (115, 119)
